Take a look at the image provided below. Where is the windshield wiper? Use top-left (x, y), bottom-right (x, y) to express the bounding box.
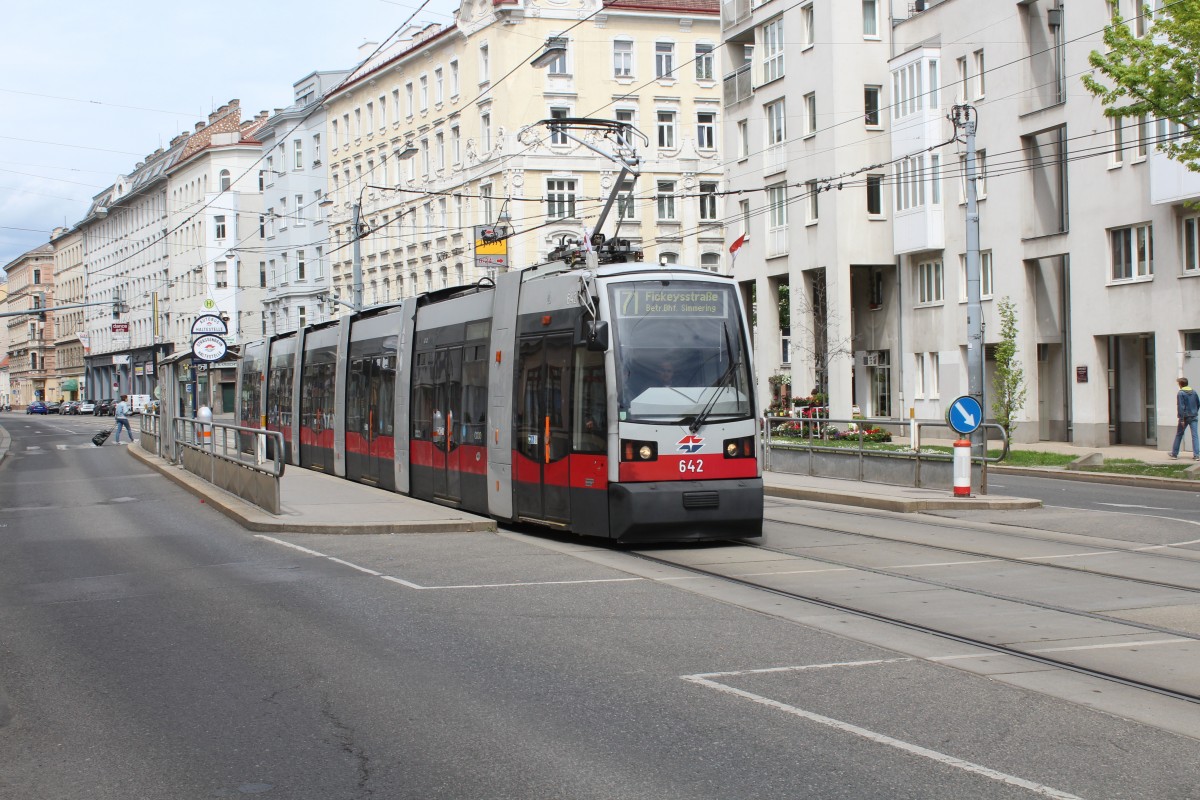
top-left (689, 323), bottom-right (739, 434)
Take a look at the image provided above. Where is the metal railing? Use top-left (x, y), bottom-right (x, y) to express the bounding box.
top-left (763, 415), bottom-right (1010, 492)
top-left (170, 416), bottom-right (285, 477)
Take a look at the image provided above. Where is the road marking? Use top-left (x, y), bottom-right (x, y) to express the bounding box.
top-left (682, 664), bottom-right (1085, 800)
top-left (1098, 503), bottom-right (1175, 511)
top-left (255, 535), bottom-right (644, 590)
top-left (734, 567), bottom-right (855, 577)
top-left (1046, 505), bottom-right (1200, 528)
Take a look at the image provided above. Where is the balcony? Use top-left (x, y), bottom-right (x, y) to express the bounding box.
top-left (723, 65), bottom-right (753, 107)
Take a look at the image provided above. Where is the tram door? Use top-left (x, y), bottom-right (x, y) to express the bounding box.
top-left (514, 333), bottom-right (572, 524)
top-left (432, 347), bottom-right (463, 502)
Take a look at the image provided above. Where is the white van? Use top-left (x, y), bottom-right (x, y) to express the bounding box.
top-left (128, 394), bottom-right (152, 414)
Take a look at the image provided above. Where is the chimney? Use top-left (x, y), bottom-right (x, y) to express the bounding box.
top-left (358, 40), bottom-right (379, 57)
top-left (195, 121), bottom-right (206, 131)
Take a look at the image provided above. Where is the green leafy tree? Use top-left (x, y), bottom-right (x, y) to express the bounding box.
top-left (1083, 2), bottom-right (1200, 171)
top-left (991, 297), bottom-right (1027, 440)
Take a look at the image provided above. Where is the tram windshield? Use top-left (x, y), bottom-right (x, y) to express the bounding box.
top-left (610, 280), bottom-right (753, 425)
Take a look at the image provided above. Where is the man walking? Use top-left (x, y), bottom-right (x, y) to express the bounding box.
top-left (113, 394), bottom-right (134, 444)
top-left (1168, 376), bottom-right (1199, 460)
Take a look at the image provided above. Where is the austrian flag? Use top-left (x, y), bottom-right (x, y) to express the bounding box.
top-left (729, 233), bottom-right (747, 264)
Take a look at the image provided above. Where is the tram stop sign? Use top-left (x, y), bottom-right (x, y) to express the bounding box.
top-left (946, 395), bottom-right (983, 435)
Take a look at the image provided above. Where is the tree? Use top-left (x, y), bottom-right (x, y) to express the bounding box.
top-left (1083, 3), bottom-right (1200, 171)
top-left (991, 297), bottom-right (1027, 440)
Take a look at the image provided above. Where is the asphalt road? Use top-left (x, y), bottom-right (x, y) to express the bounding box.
top-left (981, 472), bottom-right (1199, 524)
top-left (2, 415), bottom-right (1199, 799)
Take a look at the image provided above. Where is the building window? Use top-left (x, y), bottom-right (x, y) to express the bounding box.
top-left (313, 133), bottom-right (322, 164)
top-left (450, 59), bottom-right (459, 96)
top-left (864, 85), bottom-right (881, 126)
top-left (1135, 114), bottom-right (1149, 160)
top-left (766, 100), bottom-right (786, 146)
top-left (214, 215), bottom-right (226, 239)
top-left (958, 252), bottom-right (994, 300)
top-left (762, 18), bottom-right (785, 83)
top-left (768, 184), bottom-right (787, 230)
top-left (546, 36), bottom-right (569, 75)
top-left (805, 180), bottom-right (819, 223)
top-left (916, 259), bottom-right (944, 305)
top-left (695, 43), bottom-right (714, 81)
top-left (1184, 217), bottom-right (1200, 273)
top-left (973, 49), bottom-right (986, 98)
top-left (435, 67), bottom-right (444, 103)
top-left (656, 180), bottom-right (677, 220)
top-left (220, 169), bottom-right (232, 191)
top-left (737, 120), bottom-right (749, 158)
top-left (930, 154), bottom-right (942, 204)
top-left (699, 181), bottom-right (718, 221)
top-left (546, 179), bottom-right (577, 219)
top-left (801, 3), bottom-right (814, 47)
top-left (657, 110), bottom-right (677, 148)
top-left (451, 125), bottom-right (461, 163)
top-left (655, 42), bottom-right (675, 79)
top-left (892, 61), bottom-right (923, 119)
top-left (895, 155), bottom-right (926, 212)
top-left (480, 111), bottom-right (491, 151)
top-left (614, 39), bottom-right (633, 77)
top-left (928, 353), bottom-right (940, 397)
top-left (1110, 224), bottom-right (1153, 281)
top-left (1111, 117), bottom-right (1125, 166)
top-left (863, 0), bottom-right (879, 37)
top-left (804, 92), bottom-right (817, 136)
top-left (617, 179), bottom-right (636, 220)
top-left (214, 260), bottom-right (228, 288)
top-left (958, 151), bottom-right (988, 201)
top-left (697, 112), bottom-right (716, 149)
top-left (405, 83), bottom-right (414, 117)
top-left (550, 107), bottom-right (570, 145)
top-left (866, 174), bottom-right (883, 216)
top-left (701, 252), bottom-right (720, 272)
top-left (298, 305), bottom-right (307, 329)
top-left (419, 75), bottom-right (428, 110)
top-left (957, 56), bottom-right (968, 102)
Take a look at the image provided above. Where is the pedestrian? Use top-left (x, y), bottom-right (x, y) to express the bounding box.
top-left (1168, 376), bottom-right (1199, 460)
top-left (113, 394), bottom-right (134, 444)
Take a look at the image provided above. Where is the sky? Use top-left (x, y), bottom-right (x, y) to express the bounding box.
top-left (0, 0), bottom-right (461, 272)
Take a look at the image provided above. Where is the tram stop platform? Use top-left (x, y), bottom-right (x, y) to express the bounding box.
top-left (126, 444), bottom-right (1038, 535)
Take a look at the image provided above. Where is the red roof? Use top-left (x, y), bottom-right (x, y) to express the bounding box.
top-left (603, 0), bottom-right (718, 12)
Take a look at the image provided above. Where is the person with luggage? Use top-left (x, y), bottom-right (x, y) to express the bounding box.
top-left (113, 394), bottom-right (134, 444)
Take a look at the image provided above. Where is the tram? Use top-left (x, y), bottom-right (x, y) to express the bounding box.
top-left (238, 257), bottom-right (762, 542)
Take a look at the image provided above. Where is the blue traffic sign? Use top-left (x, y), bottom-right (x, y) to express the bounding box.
top-left (947, 395), bottom-right (983, 435)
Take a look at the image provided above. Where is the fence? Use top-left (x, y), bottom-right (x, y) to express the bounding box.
top-left (763, 415), bottom-right (1009, 493)
top-left (139, 412), bottom-right (285, 514)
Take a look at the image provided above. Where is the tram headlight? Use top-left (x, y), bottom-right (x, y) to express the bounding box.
top-left (621, 439), bottom-right (658, 461)
top-left (723, 436), bottom-right (756, 459)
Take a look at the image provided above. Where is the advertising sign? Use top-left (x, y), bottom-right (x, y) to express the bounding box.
top-left (474, 224), bottom-right (509, 272)
top-left (111, 323), bottom-right (129, 333)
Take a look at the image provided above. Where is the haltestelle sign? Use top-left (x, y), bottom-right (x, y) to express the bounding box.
top-left (191, 314), bottom-right (228, 335)
top-left (192, 335), bottom-right (228, 362)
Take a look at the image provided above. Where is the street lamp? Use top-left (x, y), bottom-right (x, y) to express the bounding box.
top-left (530, 36), bottom-right (568, 69)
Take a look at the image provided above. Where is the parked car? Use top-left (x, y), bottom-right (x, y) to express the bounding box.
top-left (94, 399), bottom-right (114, 416)
top-left (26, 401), bottom-right (49, 414)
top-left (45, 401), bottom-right (62, 414)
top-left (78, 399), bottom-right (96, 415)
top-left (62, 401), bottom-right (81, 415)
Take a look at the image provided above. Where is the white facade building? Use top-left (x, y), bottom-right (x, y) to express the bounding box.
top-left (259, 70), bottom-right (350, 335)
top-left (725, 0), bottom-right (1200, 449)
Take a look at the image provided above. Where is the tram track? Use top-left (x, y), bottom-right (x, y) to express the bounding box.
top-left (762, 504), bottom-right (1200, 595)
top-left (627, 546), bottom-right (1200, 706)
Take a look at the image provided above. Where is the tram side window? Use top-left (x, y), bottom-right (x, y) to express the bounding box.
top-left (436, 348), bottom-right (463, 449)
top-left (573, 348), bottom-right (606, 453)
top-left (546, 345), bottom-right (572, 462)
top-left (302, 359), bottom-right (337, 433)
top-left (412, 351), bottom-right (434, 440)
top-left (239, 365), bottom-right (261, 427)
top-left (268, 366), bottom-right (292, 428)
top-left (347, 358), bottom-right (369, 435)
top-left (378, 356), bottom-right (395, 436)
top-left (462, 344), bottom-right (488, 444)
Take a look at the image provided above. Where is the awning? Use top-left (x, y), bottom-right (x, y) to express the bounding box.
top-left (61, 378), bottom-right (79, 391)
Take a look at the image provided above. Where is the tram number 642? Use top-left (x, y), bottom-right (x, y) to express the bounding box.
top-left (678, 459), bottom-right (705, 474)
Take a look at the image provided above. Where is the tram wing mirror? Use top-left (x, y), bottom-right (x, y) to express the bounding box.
top-left (583, 320), bottom-right (609, 352)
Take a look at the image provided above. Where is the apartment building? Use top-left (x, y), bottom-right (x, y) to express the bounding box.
top-left (164, 100), bottom-right (268, 413)
top-left (3, 244), bottom-right (56, 407)
top-left (725, 0), bottom-right (1199, 449)
top-left (259, 70), bottom-right (350, 335)
top-left (81, 139), bottom-right (177, 403)
top-left (321, 0), bottom-right (725, 310)
top-left (50, 226), bottom-right (86, 401)
top-left (888, 0), bottom-right (1199, 447)
top-left (722, 0), bottom-right (894, 416)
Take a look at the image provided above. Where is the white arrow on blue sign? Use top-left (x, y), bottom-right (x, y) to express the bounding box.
top-left (947, 395), bottom-right (983, 435)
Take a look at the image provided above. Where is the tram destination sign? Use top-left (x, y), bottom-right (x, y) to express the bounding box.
top-left (615, 287), bottom-right (726, 318)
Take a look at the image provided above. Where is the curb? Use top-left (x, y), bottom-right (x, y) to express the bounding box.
top-left (764, 484), bottom-right (1042, 512)
top-left (987, 464), bottom-right (1200, 492)
top-left (127, 445), bottom-right (496, 535)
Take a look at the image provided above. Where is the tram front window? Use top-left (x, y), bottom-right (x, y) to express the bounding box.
top-left (610, 281), bottom-right (752, 424)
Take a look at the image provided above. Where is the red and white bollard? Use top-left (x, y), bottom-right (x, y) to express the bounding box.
top-left (952, 438), bottom-right (972, 497)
